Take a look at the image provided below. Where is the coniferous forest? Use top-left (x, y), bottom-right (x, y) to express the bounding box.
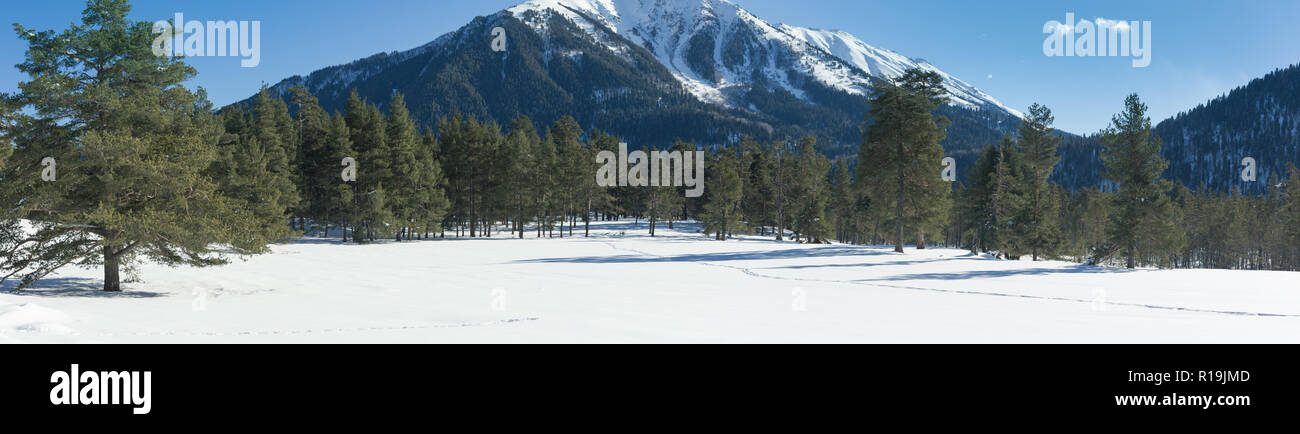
top-left (2, 1), bottom-right (1300, 296)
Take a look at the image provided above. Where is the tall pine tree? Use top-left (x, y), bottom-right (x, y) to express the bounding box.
top-left (858, 68), bottom-right (952, 252)
top-left (1098, 94), bottom-right (1185, 268)
top-left (327, 112), bottom-right (357, 242)
top-left (958, 136), bottom-right (1027, 257)
top-left (288, 86), bottom-right (333, 235)
top-left (1013, 103), bottom-right (1064, 260)
top-left (701, 149), bottom-right (746, 240)
top-left (0, 0), bottom-right (290, 291)
top-left (385, 94), bottom-right (420, 240)
top-left (791, 136), bottom-right (832, 243)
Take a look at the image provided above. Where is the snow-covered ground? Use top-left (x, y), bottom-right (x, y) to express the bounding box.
top-left (2, 220), bottom-right (1297, 343)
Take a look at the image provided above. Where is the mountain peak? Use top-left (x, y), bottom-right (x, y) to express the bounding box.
top-left (244, 0), bottom-right (1028, 172)
top-left (506, 0), bottom-right (1022, 118)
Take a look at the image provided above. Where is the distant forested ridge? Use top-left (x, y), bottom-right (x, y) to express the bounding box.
top-left (1155, 64), bottom-right (1300, 194)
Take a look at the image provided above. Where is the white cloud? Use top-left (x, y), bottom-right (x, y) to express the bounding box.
top-left (1095, 18), bottom-right (1131, 31)
top-left (1044, 21), bottom-right (1073, 34)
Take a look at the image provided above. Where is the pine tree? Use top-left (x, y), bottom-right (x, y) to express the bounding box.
top-left (0, 101), bottom-right (12, 166)
top-left (363, 182), bottom-right (392, 242)
top-left (340, 92), bottom-right (394, 241)
top-left (0, 0), bottom-right (289, 291)
top-left (549, 116), bottom-right (584, 237)
top-left (503, 117), bottom-right (540, 238)
top-left (590, 129), bottom-right (628, 223)
top-left (773, 141), bottom-right (796, 241)
top-left (252, 88), bottom-right (301, 226)
top-left (414, 126), bottom-right (450, 238)
top-left (1013, 103), bottom-right (1064, 260)
top-left (741, 138), bottom-right (776, 236)
top-left (644, 145), bottom-right (681, 237)
top-left (0, 103), bottom-right (11, 254)
top-left (701, 149), bottom-right (746, 240)
top-left (208, 116), bottom-right (295, 247)
top-left (1283, 164), bottom-right (1300, 269)
top-left (466, 117), bottom-right (503, 237)
top-left (674, 139), bottom-right (703, 223)
top-left (858, 68), bottom-right (952, 252)
top-left (436, 114), bottom-right (468, 236)
top-left (530, 119), bottom-right (558, 237)
top-left (326, 112), bottom-right (357, 242)
top-left (958, 136), bottom-right (1027, 256)
top-left (1256, 175), bottom-right (1286, 269)
top-left (1098, 94), bottom-right (1184, 268)
top-left (829, 159), bottom-right (853, 243)
top-left (575, 130), bottom-right (614, 237)
top-left (791, 136), bottom-right (832, 243)
top-left (385, 94), bottom-right (420, 240)
top-left (1066, 187), bottom-right (1112, 262)
top-left (288, 86), bottom-right (333, 235)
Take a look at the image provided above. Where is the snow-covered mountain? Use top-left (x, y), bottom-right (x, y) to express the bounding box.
top-left (242, 0), bottom-right (1027, 175)
top-left (777, 25), bottom-right (1023, 117)
top-left (505, 0), bottom-right (1022, 117)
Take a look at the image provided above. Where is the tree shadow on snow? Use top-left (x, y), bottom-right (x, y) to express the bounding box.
top-left (762, 257), bottom-right (984, 270)
top-left (2, 278), bottom-right (166, 299)
top-left (861, 265), bottom-right (1137, 281)
top-left (515, 245), bottom-right (901, 264)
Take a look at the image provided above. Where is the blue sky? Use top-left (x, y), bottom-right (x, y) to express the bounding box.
top-left (3, 0), bottom-right (1299, 134)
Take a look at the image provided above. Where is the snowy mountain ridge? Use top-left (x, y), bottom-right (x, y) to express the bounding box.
top-left (241, 0), bottom-right (1031, 171)
top-left (776, 25), bottom-right (1024, 118)
top-left (506, 0), bottom-right (1023, 117)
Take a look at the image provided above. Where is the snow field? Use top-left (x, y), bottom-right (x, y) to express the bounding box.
top-left (1, 220), bottom-right (1297, 343)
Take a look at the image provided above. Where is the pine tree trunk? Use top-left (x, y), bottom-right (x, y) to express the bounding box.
top-left (103, 244), bottom-right (122, 292)
top-left (895, 146), bottom-right (905, 253)
top-left (776, 202), bottom-right (784, 240)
